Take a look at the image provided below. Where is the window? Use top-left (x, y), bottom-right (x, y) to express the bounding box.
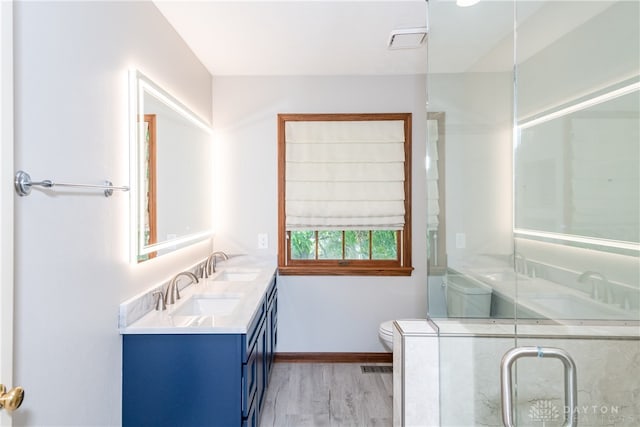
top-left (278, 113), bottom-right (413, 276)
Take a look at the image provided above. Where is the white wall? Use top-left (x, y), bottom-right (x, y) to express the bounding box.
top-left (212, 75), bottom-right (427, 352)
top-left (0, 3), bottom-right (15, 427)
top-left (13, 2), bottom-right (211, 426)
top-left (518, 1), bottom-right (640, 119)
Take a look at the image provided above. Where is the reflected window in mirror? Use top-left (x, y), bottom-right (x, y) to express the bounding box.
top-left (427, 112), bottom-right (447, 274)
top-left (139, 114), bottom-right (157, 262)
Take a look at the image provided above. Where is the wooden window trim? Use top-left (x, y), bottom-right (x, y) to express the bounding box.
top-left (278, 113), bottom-right (413, 276)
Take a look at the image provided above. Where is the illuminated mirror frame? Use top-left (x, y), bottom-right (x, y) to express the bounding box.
top-left (128, 69), bottom-right (213, 263)
top-left (514, 79), bottom-right (640, 255)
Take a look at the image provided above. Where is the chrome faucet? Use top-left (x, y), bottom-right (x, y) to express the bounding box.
top-left (578, 271), bottom-right (613, 303)
top-left (203, 251), bottom-right (229, 277)
top-left (164, 271), bottom-right (199, 306)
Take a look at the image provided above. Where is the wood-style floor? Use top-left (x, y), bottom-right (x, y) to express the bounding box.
top-left (260, 362), bottom-right (393, 427)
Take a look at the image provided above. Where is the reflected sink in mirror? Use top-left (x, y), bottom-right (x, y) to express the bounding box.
top-left (212, 269), bottom-right (260, 282)
top-left (171, 294), bottom-right (241, 317)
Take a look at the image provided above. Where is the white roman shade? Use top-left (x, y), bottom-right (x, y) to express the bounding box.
top-left (285, 120), bottom-right (407, 230)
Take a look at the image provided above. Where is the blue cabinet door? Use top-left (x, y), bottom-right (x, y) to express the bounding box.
top-left (256, 316), bottom-right (267, 413)
top-left (123, 334), bottom-right (243, 427)
top-left (242, 339), bottom-right (258, 420)
top-left (267, 288), bottom-right (278, 378)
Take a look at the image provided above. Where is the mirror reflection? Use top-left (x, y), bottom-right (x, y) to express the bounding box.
top-left (515, 82), bottom-right (639, 252)
top-left (426, 113), bottom-right (447, 275)
top-left (129, 70), bottom-right (213, 263)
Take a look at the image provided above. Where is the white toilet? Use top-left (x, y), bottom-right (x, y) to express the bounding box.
top-left (378, 318), bottom-right (423, 351)
top-left (378, 274), bottom-right (492, 352)
top-left (377, 320), bottom-right (396, 351)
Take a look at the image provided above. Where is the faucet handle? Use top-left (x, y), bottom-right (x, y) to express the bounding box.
top-left (198, 262), bottom-right (207, 279)
top-left (152, 291), bottom-right (166, 311)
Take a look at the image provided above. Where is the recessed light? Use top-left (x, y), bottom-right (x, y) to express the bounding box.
top-left (388, 27), bottom-right (428, 50)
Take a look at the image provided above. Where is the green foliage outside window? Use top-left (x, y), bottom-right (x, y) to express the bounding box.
top-left (318, 231), bottom-right (342, 259)
top-left (290, 230), bottom-right (315, 259)
top-left (372, 230), bottom-right (398, 259)
top-left (290, 230), bottom-right (397, 260)
top-left (345, 230), bottom-right (370, 259)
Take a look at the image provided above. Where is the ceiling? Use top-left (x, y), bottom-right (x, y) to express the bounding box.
top-left (154, 0), bottom-right (616, 76)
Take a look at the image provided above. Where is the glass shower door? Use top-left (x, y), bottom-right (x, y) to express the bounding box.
top-left (509, 1), bottom-right (640, 426)
top-left (429, 0), bottom-right (640, 426)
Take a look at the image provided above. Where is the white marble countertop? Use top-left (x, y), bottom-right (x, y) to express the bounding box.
top-left (119, 256), bottom-right (277, 335)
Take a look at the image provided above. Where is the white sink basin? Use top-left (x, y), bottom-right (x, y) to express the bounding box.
top-left (171, 294), bottom-right (241, 317)
top-left (213, 269), bottom-right (260, 282)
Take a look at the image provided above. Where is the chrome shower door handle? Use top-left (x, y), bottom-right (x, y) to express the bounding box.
top-left (500, 346), bottom-right (577, 427)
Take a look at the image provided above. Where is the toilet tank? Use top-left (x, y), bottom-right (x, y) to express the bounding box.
top-left (446, 273), bottom-right (492, 318)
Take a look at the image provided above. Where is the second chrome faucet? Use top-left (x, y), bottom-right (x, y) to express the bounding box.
top-left (202, 251), bottom-right (229, 278)
top-left (161, 271), bottom-right (198, 310)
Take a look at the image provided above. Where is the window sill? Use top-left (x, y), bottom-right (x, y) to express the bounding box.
top-left (278, 266), bottom-right (414, 276)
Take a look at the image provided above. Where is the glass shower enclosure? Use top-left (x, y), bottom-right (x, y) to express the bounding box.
top-left (426, 1), bottom-right (639, 426)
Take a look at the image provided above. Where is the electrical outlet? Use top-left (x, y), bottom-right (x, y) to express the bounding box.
top-left (455, 233), bottom-right (466, 249)
top-left (258, 233), bottom-right (268, 249)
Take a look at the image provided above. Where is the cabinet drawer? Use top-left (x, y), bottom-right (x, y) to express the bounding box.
top-left (242, 340), bottom-right (258, 419)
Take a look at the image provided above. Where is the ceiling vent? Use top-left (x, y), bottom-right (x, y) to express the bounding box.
top-left (388, 27), bottom-right (428, 49)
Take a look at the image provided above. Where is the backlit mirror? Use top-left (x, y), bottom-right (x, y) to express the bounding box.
top-left (515, 80), bottom-right (639, 254)
top-left (129, 70), bottom-right (213, 263)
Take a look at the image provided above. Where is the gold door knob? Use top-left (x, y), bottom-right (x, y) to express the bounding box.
top-left (0, 384), bottom-right (24, 412)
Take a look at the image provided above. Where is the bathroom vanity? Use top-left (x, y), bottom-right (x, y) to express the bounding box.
top-left (120, 258), bottom-right (278, 427)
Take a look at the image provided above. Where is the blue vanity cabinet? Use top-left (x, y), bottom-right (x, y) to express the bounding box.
top-left (122, 275), bottom-right (278, 427)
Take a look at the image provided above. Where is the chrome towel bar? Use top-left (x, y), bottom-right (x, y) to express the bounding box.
top-left (14, 170), bottom-right (129, 198)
